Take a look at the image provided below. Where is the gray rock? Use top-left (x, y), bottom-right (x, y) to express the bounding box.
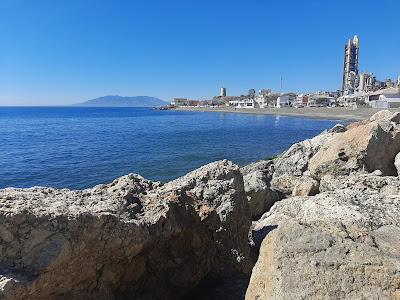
top-left (243, 171), bottom-right (281, 220)
top-left (270, 174), bottom-right (319, 197)
top-left (291, 177), bottom-right (319, 196)
top-left (246, 188), bottom-right (400, 300)
top-left (273, 131), bottom-right (335, 178)
top-left (270, 130), bottom-right (337, 195)
top-left (371, 169), bottom-right (383, 176)
top-left (240, 160), bottom-right (281, 219)
top-left (319, 173), bottom-right (400, 195)
top-left (309, 114), bottom-right (400, 177)
top-left (369, 109), bottom-right (399, 123)
top-left (240, 160), bottom-right (274, 177)
top-left (0, 161), bottom-right (252, 300)
top-left (395, 152), bottom-right (400, 176)
top-left (328, 124), bottom-right (347, 133)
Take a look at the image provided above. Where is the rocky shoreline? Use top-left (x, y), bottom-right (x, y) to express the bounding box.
top-left (1, 110), bottom-right (400, 299)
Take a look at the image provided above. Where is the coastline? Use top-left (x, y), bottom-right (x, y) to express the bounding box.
top-left (173, 106), bottom-right (400, 121)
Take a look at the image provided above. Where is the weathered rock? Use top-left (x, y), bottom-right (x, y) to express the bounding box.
top-left (240, 160), bottom-right (282, 220)
top-left (243, 171), bottom-right (281, 220)
top-left (271, 126), bottom-right (340, 195)
top-left (319, 172), bottom-right (400, 195)
top-left (0, 160), bottom-right (252, 300)
top-left (309, 114), bottom-right (400, 177)
top-left (270, 174), bottom-right (319, 197)
top-left (273, 130), bottom-right (335, 178)
top-left (240, 160), bottom-right (274, 177)
top-left (395, 152), bottom-right (400, 176)
top-left (371, 169), bottom-right (383, 176)
top-left (369, 109), bottom-right (400, 124)
top-left (328, 123), bottom-right (347, 133)
top-left (291, 176), bottom-right (319, 196)
top-left (369, 109), bottom-right (394, 122)
top-left (246, 188), bottom-right (400, 300)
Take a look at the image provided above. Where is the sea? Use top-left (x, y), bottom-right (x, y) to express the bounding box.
top-left (0, 107), bottom-right (344, 189)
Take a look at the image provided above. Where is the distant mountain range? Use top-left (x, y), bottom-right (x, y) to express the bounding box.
top-left (74, 95), bottom-right (168, 107)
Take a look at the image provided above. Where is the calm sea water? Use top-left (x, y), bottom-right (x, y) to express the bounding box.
top-left (0, 107), bottom-right (343, 189)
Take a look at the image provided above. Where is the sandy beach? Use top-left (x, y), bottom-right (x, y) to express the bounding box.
top-left (174, 106), bottom-right (400, 121)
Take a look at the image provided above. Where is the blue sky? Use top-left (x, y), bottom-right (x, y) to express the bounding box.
top-left (0, 0), bottom-right (399, 105)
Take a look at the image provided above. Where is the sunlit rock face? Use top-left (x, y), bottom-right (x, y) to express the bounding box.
top-left (0, 160), bottom-right (252, 300)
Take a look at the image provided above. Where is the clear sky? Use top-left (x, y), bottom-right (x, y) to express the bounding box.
top-left (1, 0), bottom-right (399, 105)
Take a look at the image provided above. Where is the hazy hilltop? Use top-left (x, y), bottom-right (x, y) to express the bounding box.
top-left (75, 95), bottom-right (168, 107)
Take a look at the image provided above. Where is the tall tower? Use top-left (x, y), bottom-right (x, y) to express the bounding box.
top-left (220, 87), bottom-right (227, 97)
top-left (342, 35), bottom-right (359, 94)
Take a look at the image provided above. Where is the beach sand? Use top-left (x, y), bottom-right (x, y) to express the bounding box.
top-left (174, 106), bottom-right (400, 121)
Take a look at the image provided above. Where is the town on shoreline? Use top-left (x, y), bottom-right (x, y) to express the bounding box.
top-left (173, 106), bottom-right (400, 121)
top-left (168, 35), bottom-right (400, 115)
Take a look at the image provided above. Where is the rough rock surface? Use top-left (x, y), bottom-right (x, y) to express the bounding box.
top-left (247, 188), bottom-right (400, 300)
top-left (246, 111), bottom-right (400, 300)
top-left (309, 110), bottom-right (400, 177)
top-left (328, 123), bottom-right (347, 133)
top-left (241, 161), bottom-right (282, 220)
top-left (240, 160), bottom-right (274, 177)
top-left (270, 174), bottom-right (319, 197)
top-left (395, 152), bottom-right (400, 176)
top-left (320, 173), bottom-right (400, 194)
top-left (270, 129), bottom-right (338, 195)
top-left (0, 160), bottom-right (252, 300)
top-left (291, 176), bottom-right (319, 196)
top-left (273, 131), bottom-right (335, 178)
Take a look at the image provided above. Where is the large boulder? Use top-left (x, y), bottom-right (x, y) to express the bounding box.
top-left (291, 176), bottom-right (319, 196)
top-left (271, 127), bottom-right (340, 195)
top-left (320, 173), bottom-right (400, 195)
top-left (273, 131), bottom-right (336, 178)
top-left (241, 161), bottom-right (282, 220)
top-left (246, 187), bottom-right (400, 299)
top-left (270, 174), bottom-right (319, 197)
top-left (309, 111), bottom-right (400, 178)
top-left (0, 160), bottom-right (252, 300)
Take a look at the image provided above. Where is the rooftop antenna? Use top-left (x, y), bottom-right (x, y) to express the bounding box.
top-left (280, 76), bottom-right (283, 94)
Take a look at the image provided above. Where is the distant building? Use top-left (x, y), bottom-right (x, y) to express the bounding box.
top-left (367, 87), bottom-right (400, 108)
top-left (342, 35), bottom-right (359, 94)
top-left (308, 94), bottom-right (334, 107)
top-left (276, 94), bottom-right (294, 108)
top-left (358, 72), bottom-right (376, 93)
top-left (294, 94), bottom-right (309, 107)
top-left (220, 87), bottom-right (227, 97)
top-left (229, 99), bottom-right (255, 108)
